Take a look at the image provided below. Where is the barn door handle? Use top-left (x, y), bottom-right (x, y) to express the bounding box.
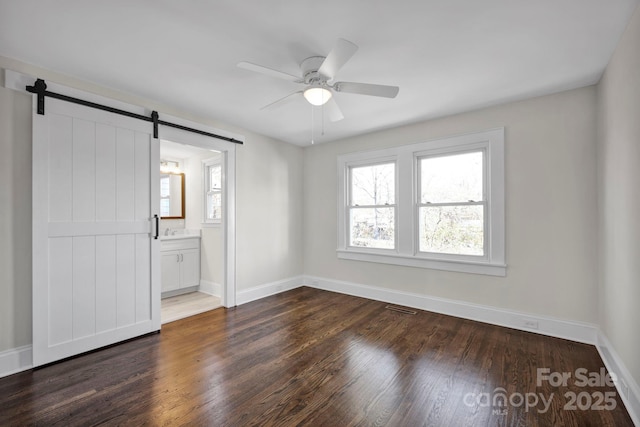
top-left (153, 214), bottom-right (159, 240)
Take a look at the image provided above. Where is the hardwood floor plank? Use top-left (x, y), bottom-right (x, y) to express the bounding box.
top-left (0, 287), bottom-right (633, 426)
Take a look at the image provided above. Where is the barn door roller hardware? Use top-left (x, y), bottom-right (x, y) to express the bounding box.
top-left (25, 79), bottom-right (243, 144)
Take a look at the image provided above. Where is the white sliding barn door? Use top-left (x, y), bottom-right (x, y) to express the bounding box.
top-left (32, 97), bottom-right (160, 367)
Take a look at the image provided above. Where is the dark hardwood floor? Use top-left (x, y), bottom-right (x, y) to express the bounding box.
top-left (0, 287), bottom-right (633, 426)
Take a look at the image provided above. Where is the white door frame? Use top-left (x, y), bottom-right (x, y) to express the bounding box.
top-left (158, 119), bottom-right (238, 307)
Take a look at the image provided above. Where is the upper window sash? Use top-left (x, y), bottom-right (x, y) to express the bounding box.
top-left (348, 161), bottom-right (396, 206)
top-left (417, 149), bottom-right (486, 204)
top-left (209, 164), bottom-right (222, 191)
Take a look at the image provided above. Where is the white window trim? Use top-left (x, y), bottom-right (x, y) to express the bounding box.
top-left (337, 128), bottom-right (506, 276)
top-left (202, 157), bottom-right (222, 227)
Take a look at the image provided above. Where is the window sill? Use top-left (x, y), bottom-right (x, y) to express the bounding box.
top-left (202, 222), bottom-right (222, 228)
top-left (336, 249), bottom-right (506, 276)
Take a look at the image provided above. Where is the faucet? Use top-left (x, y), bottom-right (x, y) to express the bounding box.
top-left (164, 228), bottom-right (170, 236)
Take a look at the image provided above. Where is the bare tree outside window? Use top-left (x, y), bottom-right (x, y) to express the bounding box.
top-left (418, 151), bottom-right (484, 255)
top-left (349, 162), bottom-right (395, 249)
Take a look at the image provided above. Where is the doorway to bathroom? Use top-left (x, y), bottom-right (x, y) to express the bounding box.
top-left (156, 125), bottom-right (238, 324)
top-left (158, 140), bottom-right (224, 323)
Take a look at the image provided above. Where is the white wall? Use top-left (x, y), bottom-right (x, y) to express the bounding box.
top-left (0, 80), bottom-right (32, 351)
top-left (0, 57), bottom-right (304, 353)
top-left (236, 134), bottom-right (304, 289)
top-left (597, 3), bottom-right (640, 390)
top-left (160, 218), bottom-right (185, 230)
top-left (304, 86), bottom-right (599, 323)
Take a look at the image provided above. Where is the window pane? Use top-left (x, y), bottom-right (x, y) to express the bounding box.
top-left (420, 151), bottom-right (483, 203)
top-left (210, 165), bottom-right (221, 191)
top-left (160, 176), bottom-right (170, 198)
top-left (207, 192), bottom-right (222, 220)
top-left (350, 207), bottom-right (394, 249)
top-left (351, 163), bottom-right (395, 206)
top-left (160, 199), bottom-right (170, 217)
top-left (419, 205), bottom-right (484, 255)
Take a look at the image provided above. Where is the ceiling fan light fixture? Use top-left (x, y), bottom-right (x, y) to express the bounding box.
top-left (303, 86), bottom-right (332, 106)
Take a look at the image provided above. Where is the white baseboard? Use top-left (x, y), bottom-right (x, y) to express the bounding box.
top-left (303, 275), bottom-right (598, 345)
top-left (199, 280), bottom-right (222, 298)
top-left (236, 275), bottom-right (304, 305)
top-left (0, 345), bottom-right (32, 379)
top-left (596, 330), bottom-right (640, 426)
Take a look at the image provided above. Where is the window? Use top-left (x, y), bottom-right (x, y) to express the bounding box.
top-left (418, 151), bottom-right (484, 256)
top-left (203, 158), bottom-right (222, 224)
top-left (348, 162), bottom-right (396, 249)
top-left (337, 128), bottom-right (505, 276)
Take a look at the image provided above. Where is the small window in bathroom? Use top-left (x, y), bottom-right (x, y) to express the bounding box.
top-left (203, 157), bottom-right (222, 223)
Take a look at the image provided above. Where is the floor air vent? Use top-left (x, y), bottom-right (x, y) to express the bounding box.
top-left (385, 305), bottom-right (417, 315)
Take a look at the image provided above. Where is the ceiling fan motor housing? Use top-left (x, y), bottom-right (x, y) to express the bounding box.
top-left (300, 56), bottom-right (327, 85)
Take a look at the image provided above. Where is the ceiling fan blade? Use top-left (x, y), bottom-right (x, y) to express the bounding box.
top-left (318, 38), bottom-right (358, 80)
top-left (237, 61), bottom-right (301, 82)
top-left (324, 97), bottom-right (344, 122)
top-left (260, 91), bottom-right (303, 110)
top-left (335, 82), bottom-right (399, 98)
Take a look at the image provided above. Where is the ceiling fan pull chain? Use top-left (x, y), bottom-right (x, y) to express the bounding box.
top-left (311, 104), bottom-right (315, 144)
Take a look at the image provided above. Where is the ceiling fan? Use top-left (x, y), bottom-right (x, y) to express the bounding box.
top-left (237, 38), bottom-right (399, 122)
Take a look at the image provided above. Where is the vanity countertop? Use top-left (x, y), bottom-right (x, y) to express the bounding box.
top-left (160, 229), bottom-right (201, 241)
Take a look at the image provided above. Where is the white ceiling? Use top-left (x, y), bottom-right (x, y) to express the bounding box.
top-left (1, 0), bottom-right (637, 146)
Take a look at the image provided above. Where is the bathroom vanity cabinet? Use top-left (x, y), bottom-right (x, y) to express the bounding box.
top-left (160, 236), bottom-right (200, 297)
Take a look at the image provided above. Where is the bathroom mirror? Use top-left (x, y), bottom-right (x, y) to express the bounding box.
top-left (160, 173), bottom-right (185, 219)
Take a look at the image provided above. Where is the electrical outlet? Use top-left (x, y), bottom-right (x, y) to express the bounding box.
top-left (523, 319), bottom-right (539, 329)
top-left (620, 378), bottom-right (629, 398)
